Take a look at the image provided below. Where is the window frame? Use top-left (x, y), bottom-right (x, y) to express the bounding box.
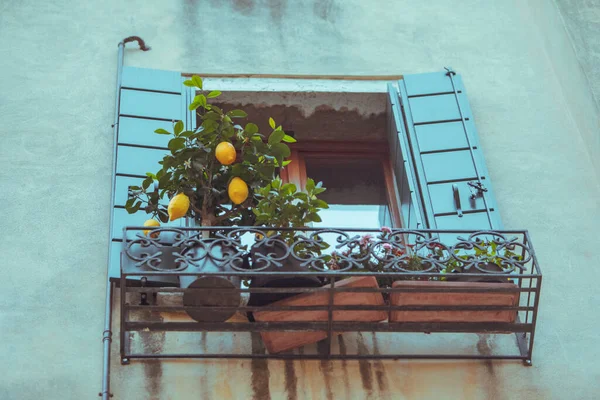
top-left (281, 140), bottom-right (402, 228)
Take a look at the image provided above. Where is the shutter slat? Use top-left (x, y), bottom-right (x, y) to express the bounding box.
top-left (421, 151), bottom-right (477, 183)
top-left (121, 66), bottom-right (182, 93)
top-left (415, 121), bottom-right (469, 153)
top-left (404, 71), bottom-right (454, 96)
top-left (116, 145), bottom-right (169, 177)
top-left (120, 89), bottom-right (181, 120)
top-left (398, 70), bottom-right (503, 230)
top-left (118, 117), bottom-right (171, 148)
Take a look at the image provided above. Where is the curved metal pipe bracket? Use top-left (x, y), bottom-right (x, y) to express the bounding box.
top-left (121, 36), bottom-right (151, 51)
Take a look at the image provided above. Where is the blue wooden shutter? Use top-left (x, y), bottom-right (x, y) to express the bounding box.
top-left (396, 69), bottom-right (503, 230)
top-left (387, 84), bottom-right (426, 229)
top-left (108, 66), bottom-right (192, 284)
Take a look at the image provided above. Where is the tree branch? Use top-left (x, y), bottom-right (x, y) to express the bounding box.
top-left (215, 203), bottom-right (249, 222)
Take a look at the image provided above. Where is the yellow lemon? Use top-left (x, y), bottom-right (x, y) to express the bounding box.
top-left (168, 193), bottom-right (190, 221)
top-left (215, 142), bottom-right (236, 165)
top-left (228, 177), bottom-right (248, 205)
top-left (143, 219), bottom-right (160, 238)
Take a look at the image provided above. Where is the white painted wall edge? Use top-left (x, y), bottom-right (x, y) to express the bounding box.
top-left (200, 77), bottom-right (397, 93)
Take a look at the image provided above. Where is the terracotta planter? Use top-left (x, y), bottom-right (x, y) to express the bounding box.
top-left (246, 240), bottom-right (322, 321)
top-left (390, 280), bottom-right (519, 324)
top-left (253, 276), bottom-right (387, 354)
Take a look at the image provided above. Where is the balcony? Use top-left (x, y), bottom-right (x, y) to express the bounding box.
top-left (119, 226), bottom-right (541, 365)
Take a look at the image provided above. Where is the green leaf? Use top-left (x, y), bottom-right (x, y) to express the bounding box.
top-left (128, 185), bottom-right (141, 191)
top-left (192, 76), bottom-right (203, 89)
top-left (179, 130), bottom-right (194, 138)
top-left (227, 110), bottom-right (248, 118)
top-left (314, 199), bottom-right (329, 209)
top-left (158, 172), bottom-right (171, 188)
top-left (245, 123), bottom-right (259, 134)
top-left (271, 178), bottom-right (282, 189)
top-left (268, 130), bottom-right (285, 145)
top-left (313, 187), bottom-right (326, 195)
top-left (207, 90), bottom-right (221, 98)
top-left (281, 183), bottom-right (297, 195)
top-left (308, 213), bottom-right (322, 223)
top-left (168, 138), bottom-right (186, 152)
top-left (282, 134), bottom-right (296, 143)
top-left (269, 117), bottom-right (276, 129)
top-left (188, 101), bottom-right (201, 111)
top-left (282, 160), bottom-right (292, 167)
top-left (155, 128), bottom-right (171, 135)
top-left (183, 79), bottom-right (195, 87)
top-left (132, 201), bottom-right (143, 213)
top-left (125, 198), bottom-right (135, 209)
top-left (194, 95), bottom-right (207, 108)
top-left (157, 209), bottom-right (169, 223)
top-left (306, 178), bottom-right (315, 192)
top-left (271, 143), bottom-right (291, 157)
top-left (142, 177), bottom-right (153, 190)
top-left (146, 172), bottom-right (156, 179)
top-left (174, 120), bottom-right (184, 136)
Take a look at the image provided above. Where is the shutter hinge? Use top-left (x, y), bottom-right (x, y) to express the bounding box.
top-left (444, 67), bottom-right (456, 76)
top-left (467, 181), bottom-right (487, 199)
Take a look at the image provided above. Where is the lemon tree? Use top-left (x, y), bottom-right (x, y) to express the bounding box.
top-left (126, 75), bottom-right (301, 227)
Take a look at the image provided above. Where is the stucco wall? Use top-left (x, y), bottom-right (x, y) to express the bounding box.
top-left (1, 0), bottom-right (599, 399)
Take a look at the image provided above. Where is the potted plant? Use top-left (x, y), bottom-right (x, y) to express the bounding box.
top-left (125, 75), bottom-right (298, 322)
top-left (246, 176), bottom-right (329, 318)
top-left (389, 235), bottom-right (522, 324)
top-left (252, 227), bottom-right (389, 354)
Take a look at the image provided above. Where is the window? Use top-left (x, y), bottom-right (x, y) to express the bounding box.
top-left (281, 143), bottom-right (401, 229)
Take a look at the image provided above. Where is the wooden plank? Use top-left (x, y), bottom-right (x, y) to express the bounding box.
top-left (254, 276), bottom-right (387, 354)
top-left (390, 281), bottom-right (519, 324)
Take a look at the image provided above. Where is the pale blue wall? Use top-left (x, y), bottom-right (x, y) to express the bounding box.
top-left (1, 0), bottom-right (599, 399)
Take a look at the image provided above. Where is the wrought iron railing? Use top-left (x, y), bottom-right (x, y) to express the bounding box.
top-left (119, 227), bottom-right (541, 365)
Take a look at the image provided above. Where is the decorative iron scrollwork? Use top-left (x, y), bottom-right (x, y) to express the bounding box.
top-left (122, 227), bottom-right (532, 276)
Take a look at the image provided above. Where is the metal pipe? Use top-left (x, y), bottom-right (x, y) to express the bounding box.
top-left (100, 36), bottom-right (150, 400)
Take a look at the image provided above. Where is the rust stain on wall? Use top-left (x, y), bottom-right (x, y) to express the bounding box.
top-left (316, 340), bottom-right (334, 400)
top-left (371, 334), bottom-right (391, 399)
top-left (356, 334), bottom-right (374, 396)
top-left (336, 336), bottom-right (351, 393)
top-left (313, 0), bottom-right (337, 22)
top-left (283, 360), bottom-right (298, 400)
top-left (138, 310), bottom-right (165, 400)
top-left (476, 334), bottom-right (501, 400)
top-left (266, 0), bottom-right (284, 23)
top-left (232, 0), bottom-right (255, 15)
top-left (251, 333), bottom-right (271, 399)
